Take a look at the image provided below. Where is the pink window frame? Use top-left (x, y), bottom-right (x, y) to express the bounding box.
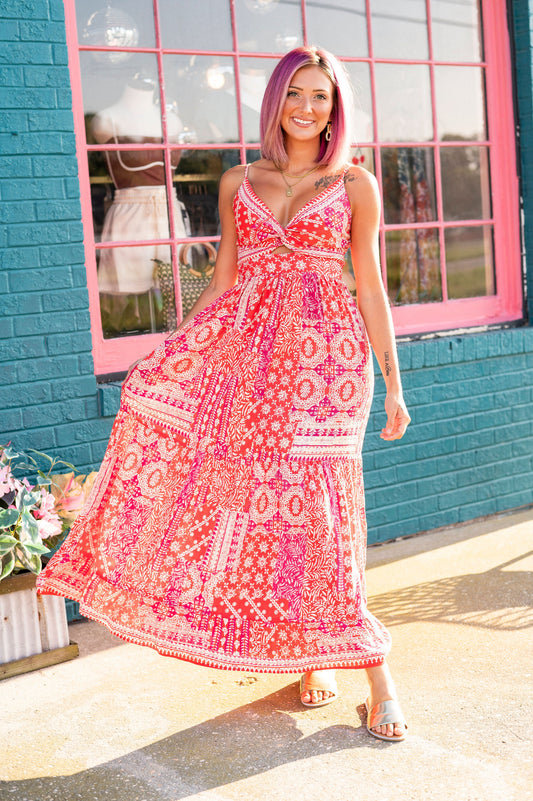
top-left (64, 0), bottom-right (522, 375)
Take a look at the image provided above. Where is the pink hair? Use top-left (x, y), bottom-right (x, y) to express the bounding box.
top-left (260, 46), bottom-right (353, 168)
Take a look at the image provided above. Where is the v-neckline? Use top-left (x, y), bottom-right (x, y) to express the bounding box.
top-left (243, 172), bottom-right (345, 231)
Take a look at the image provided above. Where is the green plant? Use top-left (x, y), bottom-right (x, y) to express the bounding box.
top-left (0, 445), bottom-right (97, 580)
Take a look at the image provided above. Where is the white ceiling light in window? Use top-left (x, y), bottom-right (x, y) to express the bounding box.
top-left (82, 5), bottom-right (139, 63)
top-left (244, 0), bottom-right (280, 13)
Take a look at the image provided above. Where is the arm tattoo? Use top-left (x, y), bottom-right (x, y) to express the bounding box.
top-left (314, 170), bottom-right (358, 192)
top-left (384, 351), bottom-right (392, 377)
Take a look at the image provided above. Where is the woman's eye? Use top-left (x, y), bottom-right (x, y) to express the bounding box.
top-left (287, 90), bottom-right (299, 98)
top-left (315, 94), bottom-right (328, 101)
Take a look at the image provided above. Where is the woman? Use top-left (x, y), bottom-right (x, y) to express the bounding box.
top-left (37, 47), bottom-right (410, 742)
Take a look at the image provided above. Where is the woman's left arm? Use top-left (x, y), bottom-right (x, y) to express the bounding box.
top-left (345, 165), bottom-right (410, 441)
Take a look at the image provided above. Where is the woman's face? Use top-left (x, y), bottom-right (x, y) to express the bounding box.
top-left (280, 65), bottom-right (335, 145)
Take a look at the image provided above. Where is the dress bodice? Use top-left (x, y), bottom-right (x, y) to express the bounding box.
top-left (233, 168), bottom-right (352, 271)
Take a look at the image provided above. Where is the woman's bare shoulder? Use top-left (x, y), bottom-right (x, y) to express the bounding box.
top-left (344, 163), bottom-right (380, 208)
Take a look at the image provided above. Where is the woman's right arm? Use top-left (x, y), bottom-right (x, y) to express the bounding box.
top-left (174, 165), bottom-right (243, 331)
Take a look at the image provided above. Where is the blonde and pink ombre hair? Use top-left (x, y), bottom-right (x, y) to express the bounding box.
top-left (260, 46), bottom-right (353, 169)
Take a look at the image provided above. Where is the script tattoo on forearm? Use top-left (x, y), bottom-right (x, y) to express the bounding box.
top-left (384, 351), bottom-right (392, 377)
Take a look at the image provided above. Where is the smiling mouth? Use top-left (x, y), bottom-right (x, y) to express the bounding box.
top-left (292, 117), bottom-right (315, 126)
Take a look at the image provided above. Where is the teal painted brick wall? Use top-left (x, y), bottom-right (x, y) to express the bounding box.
top-left (512, 0), bottom-right (533, 321)
top-left (0, 0), bottom-right (108, 471)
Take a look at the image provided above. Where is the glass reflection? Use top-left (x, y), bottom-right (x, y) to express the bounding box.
top-left (375, 64), bottom-right (433, 142)
top-left (80, 53), bottom-right (161, 143)
top-left (386, 228), bottom-right (442, 305)
top-left (431, 0), bottom-right (482, 62)
top-left (343, 62), bottom-right (373, 142)
top-left (75, 0), bottom-right (155, 50)
top-left (98, 246), bottom-right (177, 338)
top-left (239, 58), bottom-right (276, 142)
top-left (445, 226), bottom-right (495, 299)
top-left (372, 0), bottom-right (428, 60)
top-left (174, 149), bottom-right (240, 237)
top-left (234, 0), bottom-right (302, 53)
top-left (159, 0), bottom-right (232, 51)
top-left (435, 66), bottom-right (486, 141)
top-left (178, 242), bottom-right (217, 318)
top-left (164, 55), bottom-right (238, 144)
top-left (382, 148), bottom-right (436, 225)
top-left (306, 0), bottom-right (367, 58)
top-left (441, 146), bottom-right (491, 221)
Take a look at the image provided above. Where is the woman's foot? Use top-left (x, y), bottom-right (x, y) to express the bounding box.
top-left (365, 662), bottom-right (407, 740)
top-left (300, 669), bottom-right (338, 707)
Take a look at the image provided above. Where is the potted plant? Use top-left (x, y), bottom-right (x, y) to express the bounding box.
top-left (0, 444), bottom-right (97, 679)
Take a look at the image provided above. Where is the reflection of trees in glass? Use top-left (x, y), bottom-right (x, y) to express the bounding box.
top-left (441, 139), bottom-right (488, 221)
top-left (382, 148), bottom-right (441, 305)
top-left (177, 150), bottom-right (240, 237)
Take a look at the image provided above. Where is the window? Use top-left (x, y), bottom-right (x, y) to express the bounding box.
top-left (65, 0), bottom-right (522, 374)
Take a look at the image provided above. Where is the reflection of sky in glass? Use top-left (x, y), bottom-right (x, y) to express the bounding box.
top-left (375, 65), bottom-right (433, 142)
top-left (431, 0), bottom-right (482, 62)
top-left (234, 0), bottom-right (302, 52)
top-left (306, 0), bottom-right (367, 58)
top-left (372, 0), bottom-right (428, 59)
top-left (239, 58), bottom-right (276, 142)
top-left (435, 67), bottom-right (486, 140)
top-left (158, 0), bottom-right (232, 51)
top-left (343, 62), bottom-right (373, 142)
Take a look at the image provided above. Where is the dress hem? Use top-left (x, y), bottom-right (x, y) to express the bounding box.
top-left (37, 580), bottom-right (388, 675)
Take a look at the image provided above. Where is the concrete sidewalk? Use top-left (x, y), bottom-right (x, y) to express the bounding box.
top-left (1, 508), bottom-right (532, 801)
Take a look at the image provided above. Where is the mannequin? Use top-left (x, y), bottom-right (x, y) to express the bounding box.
top-left (92, 74), bottom-right (190, 331)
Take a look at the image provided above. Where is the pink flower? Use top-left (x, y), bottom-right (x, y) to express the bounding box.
top-left (50, 471), bottom-right (98, 526)
top-left (32, 488), bottom-right (62, 540)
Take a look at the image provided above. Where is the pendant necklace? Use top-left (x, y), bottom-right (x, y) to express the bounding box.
top-left (278, 165), bottom-right (319, 197)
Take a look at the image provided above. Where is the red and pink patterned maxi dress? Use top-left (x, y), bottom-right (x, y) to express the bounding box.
top-left (37, 166), bottom-right (392, 673)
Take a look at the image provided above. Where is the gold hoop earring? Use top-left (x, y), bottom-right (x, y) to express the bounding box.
top-left (325, 121), bottom-right (332, 142)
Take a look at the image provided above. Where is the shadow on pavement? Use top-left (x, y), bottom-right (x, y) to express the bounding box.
top-left (369, 552), bottom-right (533, 630)
top-left (0, 684), bottom-right (369, 801)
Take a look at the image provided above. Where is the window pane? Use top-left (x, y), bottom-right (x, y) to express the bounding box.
top-left (343, 61), bottom-right (373, 142)
top-left (431, 0), bottom-right (483, 62)
top-left (435, 66), bottom-right (487, 140)
top-left (98, 246), bottom-right (176, 338)
top-left (80, 53), bottom-right (162, 144)
top-left (234, 0), bottom-right (302, 53)
top-left (159, 0), bottom-right (233, 51)
top-left (164, 55), bottom-right (238, 144)
top-left (375, 65), bottom-right (433, 142)
top-left (178, 242), bottom-right (217, 318)
top-left (75, 0), bottom-right (155, 49)
top-left (306, 0), bottom-right (368, 58)
top-left (175, 149), bottom-right (241, 237)
top-left (372, 0), bottom-right (428, 59)
top-left (239, 58), bottom-right (277, 142)
top-left (349, 146), bottom-right (375, 173)
top-left (386, 228), bottom-right (442, 305)
top-left (445, 226), bottom-right (495, 299)
top-left (441, 146), bottom-right (491, 221)
top-left (382, 148), bottom-right (436, 225)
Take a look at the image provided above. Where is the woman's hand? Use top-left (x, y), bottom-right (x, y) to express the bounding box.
top-left (381, 394), bottom-right (411, 441)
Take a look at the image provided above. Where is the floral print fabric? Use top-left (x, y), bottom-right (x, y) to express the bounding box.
top-left (37, 167), bottom-right (391, 672)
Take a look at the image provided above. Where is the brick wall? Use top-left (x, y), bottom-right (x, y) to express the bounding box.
top-left (513, 0), bottom-right (533, 322)
top-left (0, 0), bottom-right (110, 471)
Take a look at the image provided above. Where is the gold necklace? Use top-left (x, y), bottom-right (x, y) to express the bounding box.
top-left (278, 165), bottom-right (319, 197)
